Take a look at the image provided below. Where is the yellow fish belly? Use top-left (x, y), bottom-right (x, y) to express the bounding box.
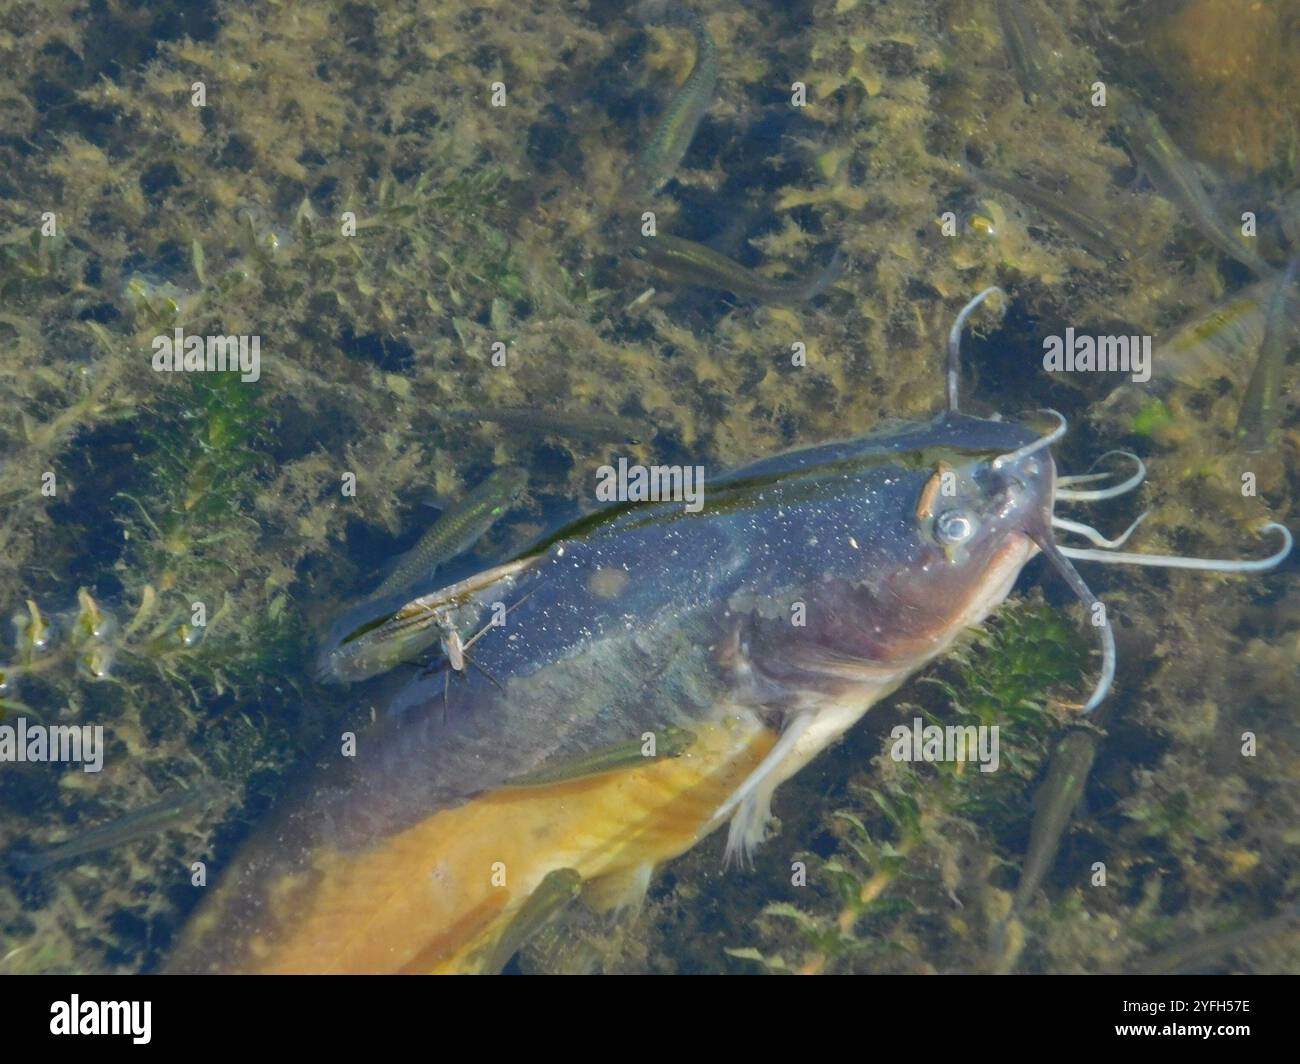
top-left (198, 718), bottom-right (774, 974)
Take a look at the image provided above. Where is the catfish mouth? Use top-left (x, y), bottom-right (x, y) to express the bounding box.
top-left (956, 528), bottom-right (1038, 628)
top-left (941, 287), bottom-right (1292, 715)
top-left (962, 428), bottom-right (1291, 715)
top-left (900, 517), bottom-right (1039, 669)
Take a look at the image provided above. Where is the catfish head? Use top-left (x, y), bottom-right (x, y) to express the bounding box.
top-left (715, 287), bottom-right (1290, 862)
top-left (725, 412), bottom-right (1061, 714)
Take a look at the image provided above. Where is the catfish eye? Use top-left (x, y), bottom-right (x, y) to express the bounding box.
top-left (934, 508), bottom-right (977, 545)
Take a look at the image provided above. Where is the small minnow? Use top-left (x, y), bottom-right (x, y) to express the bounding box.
top-left (1235, 257), bottom-right (1300, 451)
top-left (505, 726), bottom-right (697, 787)
top-left (444, 407), bottom-right (655, 445)
top-left (315, 557), bottom-right (534, 685)
top-left (316, 591), bottom-right (449, 686)
top-left (10, 783), bottom-right (227, 874)
top-left (1015, 726), bottom-right (1099, 913)
top-left (636, 233), bottom-right (845, 305)
top-left (1116, 100), bottom-right (1272, 279)
top-left (990, 724), bottom-right (1100, 972)
top-left (1100, 279), bottom-right (1286, 423)
top-left (994, 0), bottom-right (1050, 104)
top-left (313, 467), bottom-right (526, 688)
top-left (374, 467), bottom-right (527, 599)
top-left (470, 868), bottom-right (582, 975)
top-left (515, 889), bottom-right (609, 974)
top-left (1152, 281), bottom-right (1276, 386)
top-left (626, 3), bottom-right (718, 198)
top-left (965, 163), bottom-right (1126, 262)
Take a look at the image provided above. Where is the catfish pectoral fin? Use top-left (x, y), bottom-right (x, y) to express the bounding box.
top-left (718, 712), bottom-right (816, 866)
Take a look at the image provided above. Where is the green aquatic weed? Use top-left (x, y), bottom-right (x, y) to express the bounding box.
top-left (1132, 398), bottom-right (1174, 437)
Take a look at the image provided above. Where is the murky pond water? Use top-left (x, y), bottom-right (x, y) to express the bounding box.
top-left (0, 0), bottom-right (1296, 974)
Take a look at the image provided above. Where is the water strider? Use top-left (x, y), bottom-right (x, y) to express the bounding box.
top-left (314, 468), bottom-right (527, 685)
top-left (167, 290), bottom-right (1290, 974)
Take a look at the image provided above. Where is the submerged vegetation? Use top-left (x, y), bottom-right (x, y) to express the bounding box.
top-left (0, 0), bottom-right (1296, 973)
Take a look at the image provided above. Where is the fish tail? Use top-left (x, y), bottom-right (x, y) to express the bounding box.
top-left (798, 247), bottom-right (847, 303)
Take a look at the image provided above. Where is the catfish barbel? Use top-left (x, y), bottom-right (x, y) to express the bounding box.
top-left (168, 291), bottom-right (1290, 974)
